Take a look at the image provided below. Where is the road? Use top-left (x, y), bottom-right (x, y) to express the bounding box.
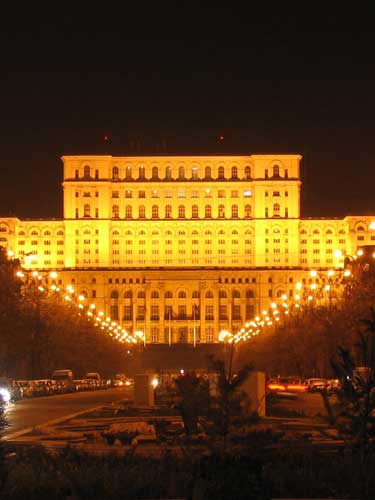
top-left (3, 388), bottom-right (129, 437)
top-left (268, 390), bottom-right (332, 418)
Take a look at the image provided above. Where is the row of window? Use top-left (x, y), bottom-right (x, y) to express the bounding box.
top-left (109, 304), bottom-right (254, 322)
top-left (109, 289), bottom-right (256, 299)
top-left (77, 189), bottom-right (254, 198)
top-left (75, 165), bottom-right (287, 181)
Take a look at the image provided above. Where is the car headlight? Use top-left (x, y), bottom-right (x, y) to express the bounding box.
top-left (0, 388), bottom-right (11, 403)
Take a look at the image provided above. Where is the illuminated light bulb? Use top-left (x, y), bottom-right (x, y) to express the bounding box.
top-left (311, 283), bottom-right (317, 290)
top-left (344, 270), bottom-right (351, 277)
top-left (357, 249), bottom-right (364, 256)
top-left (328, 270), bottom-right (334, 277)
top-left (78, 295), bottom-right (85, 301)
top-left (270, 302), bottom-right (277, 309)
top-left (296, 282), bottom-right (302, 290)
top-left (78, 304), bottom-right (84, 309)
top-left (294, 294), bottom-right (300, 301)
top-left (325, 285), bottom-right (331, 291)
top-left (334, 250), bottom-right (342, 258)
top-left (281, 294), bottom-right (287, 300)
top-left (49, 271), bottom-right (58, 279)
top-left (98, 311), bottom-right (104, 316)
top-left (7, 250), bottom-right (14, 257)
top-left (50, 284), bottom-right (57, 290)
top-left (308, 295), bottom-right (313, 301)
top-left (32, 271), bottom-right (39, 277)
top-left (16, 271), bottom-right (24, 277)
top-left (310, 270), bottom-right (317, 277)
top-left (106, 317), bottom-right (111, 322)
top-left (38, 286), bottom-right (44, 292)
top-left (90, 304), bottom-right (96, 309)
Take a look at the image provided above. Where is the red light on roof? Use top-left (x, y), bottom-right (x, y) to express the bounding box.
top-left (219, 135), bottom-right (224, 141)
top-left (104, 135), bottom-right (109, 141)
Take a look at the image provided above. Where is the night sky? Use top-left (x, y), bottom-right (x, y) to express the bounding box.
top-left (1, 5), bottom-right (374, 220)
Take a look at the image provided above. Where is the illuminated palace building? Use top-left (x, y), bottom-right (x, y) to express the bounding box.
top-left (0, 154), bottom-right (373, 344)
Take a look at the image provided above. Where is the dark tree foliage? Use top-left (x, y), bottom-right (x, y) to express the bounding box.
top-left (0, 249), bottom-right (128, 379)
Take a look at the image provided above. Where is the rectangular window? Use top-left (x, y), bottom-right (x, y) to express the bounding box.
top-left (137, 305), bottom-right (145, 320)
top-left (151, 327), bottom-right (159, 343)
top-left (218, 190), bottom-right (226, 198)
top-left (205, 305), bottom-right (214, 320)
top-left (151, 305), bottom-right (159, 320)
top-left (123, 306), bottom-right (132, 321)
top-left (232, 305), bottom-right (241, 320)
top-left (139, 191), bottom-right (146, 198)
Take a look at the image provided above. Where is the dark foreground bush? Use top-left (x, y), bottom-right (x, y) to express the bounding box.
top-left (3, 443), bottom-right (375, 499)
top-left (0, 446), bottom-right (269, 500)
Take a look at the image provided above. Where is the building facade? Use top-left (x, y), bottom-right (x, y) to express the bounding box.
top-left (0, 154), bottom-right (373, 344)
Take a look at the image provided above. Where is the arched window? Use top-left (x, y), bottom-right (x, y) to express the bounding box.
top-left (231, 166), bottom-right (238, 179)
top-left (205, 166), bottom-right (211, 179)
top-left (218, 204), bottom-right (225, 218)
top-left (83, 204), bottom-right (91, 217)
top-left (273, 203), bottom-right (280, 217)
top-left (178, 205), bottom-right (185, 218)
top-left (325, 229), bottom-right (333, 235)
top-left (245, 204), bottom-right (252, 218)
top-left (272, 165), bottom-right (280, 177)
top-left (124, 290), bottom-right (132, 298)
top-left (178, 291), bottom-right (187, 298)
top-left (191, 167), bottom-right (198, 180)
top-left (112, 166), bottom-right (119, 180)
top-left (218, 166), bottom-right (225, 179)
top-left (246, 290), bottom-right (255, 298)
top-left (139, 205), bottom-right (146, 218)
top-left (125, 166), bottom-right (132, 179)
top-left (192, 205), bottom-right (199, 218)
top-left (244, 166), bottom-right (251, 180)
top-left (138, 291), bottom-right (145, 298)
top-left (110, 290), bottom-right (119, 299)
top-left (165, 291), bottom-right (173, 298)
top-left (276, 289), bottom-right (286, 298)
top-left (192, 291), bottom-right (200, 298)
top-left (219, 290), bottom-right (227, 298)
top-left (152, 205), bottom-right (159, 219)
top-left (232, 290), bottom-right (241, 298)
top-left (178, 166), bottom-right (185, 179)
top-left (83, 165), bottom-right (90, 178)
top-left (139, 166), bottom-right (145, 180)
top-left (232, 205), bottom-right (239, 218)
top-left (152, 166), bottom-right (158, 179)
top-left (112, 205), bottom-right (119, 218)
top-left (125, 205), bottom-right (132, 218)
top-left (357, 225), bottom-right (365, 231)
top-left (165, 205), bottom-right (172, 218)
top-left (165, 166), bottom-right (172, 179)
top-left (151, 291), bottom-right (159, 299)
top-left (205, 290), bottom-right (214, 298)
top-left (205, 205), bottom-right (212, 218)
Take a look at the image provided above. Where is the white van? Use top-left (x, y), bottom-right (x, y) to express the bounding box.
top-left (51, 369), bottom-right (75, 392)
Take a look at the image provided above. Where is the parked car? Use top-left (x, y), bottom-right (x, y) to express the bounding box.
top-left (85, 372), bottom-right (108, 389)
top-left (304, 378), bottom-right (328, 392)
top-left (112, 373), bottom-right (127, 387)
top-left (0, 377), bottom-right (21, 402)
top-left (16, 380), bottom-right (34, 398)
top-left (267, 376), bottom-right (307, 394)
top-left (51, 369), bottom-right (75, 393)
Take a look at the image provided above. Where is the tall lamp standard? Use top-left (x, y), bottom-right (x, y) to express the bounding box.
top-left (310, 266), bottom-right (351, 310)
top-left (219, 330), bottom-right (235, 382)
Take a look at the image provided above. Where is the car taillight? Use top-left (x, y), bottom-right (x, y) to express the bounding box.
top-left (268, 383), bottom-right (286, 391)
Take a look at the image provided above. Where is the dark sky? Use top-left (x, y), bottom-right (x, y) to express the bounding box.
top-left (1, 5), bottom-right (374, 219)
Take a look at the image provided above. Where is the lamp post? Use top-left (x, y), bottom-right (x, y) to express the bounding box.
top-left (219, 330), bottom-right (235, 381)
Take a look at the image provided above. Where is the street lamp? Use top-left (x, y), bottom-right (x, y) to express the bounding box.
top-left (309, 267), bottom-right (351, 309)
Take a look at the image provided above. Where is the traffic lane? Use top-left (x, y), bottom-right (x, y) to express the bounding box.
top-left (269, 390), bottom-right (333, 417)
top-left (3, 387), bottom-right (130, 436)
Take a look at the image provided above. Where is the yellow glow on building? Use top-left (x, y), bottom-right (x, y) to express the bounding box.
top-left (0, 153), bottom-right (374, 344)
